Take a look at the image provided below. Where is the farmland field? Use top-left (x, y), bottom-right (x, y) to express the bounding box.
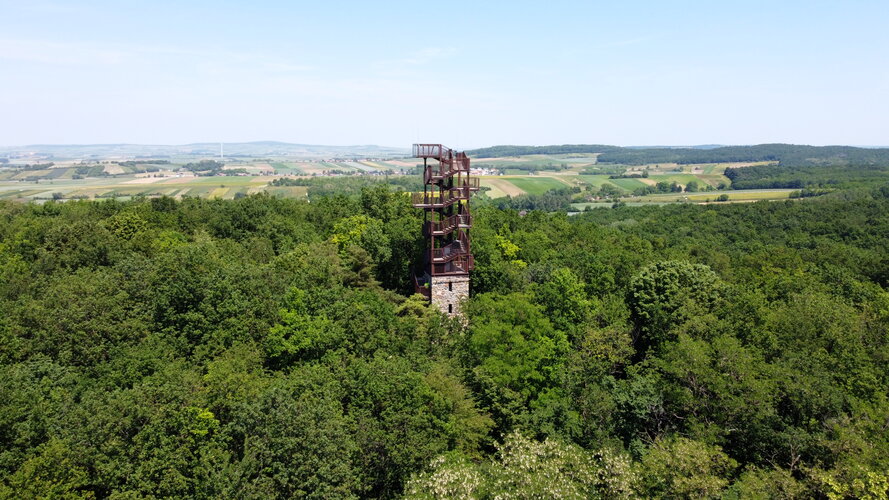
top-left (270, 162), bottom-right (302, 175)
top-left (577, 175), bottom-right (623, 189)
top-left (607, 178), bottom-right (650, 191)
top-left (570, 188), bottom-right (798, 210)
top-left (501, 176), bottom-right (569, 195)
top-left (0, 174), bottom-right (297, 202)
top-left (480, 178), bottom-right (525, 198)
top-left (472, 154), bottom-right (597, 171)
top-left (0, 153), bottom-right (791, 205)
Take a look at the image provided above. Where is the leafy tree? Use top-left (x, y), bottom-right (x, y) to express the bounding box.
top-left (532, 267), bottom-right (594, 335)
top-left (0, 438), bottom-right (93, 499)
top-left (640, 436), bottom-right (737, 499)
top-left (725, 466), bottom-right (806, 499)
top-left (462, 293), bottom-right (573, 435)
top-left (405, 432), bottom-right (639, 499)
top-left (225, 367), bottom-right (360, 499)
top-left (652, 334), bottom-right (778, 461)
top-left (264, 287), bottom-right (343, 364)
top-left (627, 260), bottom-right (724, 353)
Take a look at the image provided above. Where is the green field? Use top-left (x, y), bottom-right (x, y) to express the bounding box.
top-left (270, 162), bottom-right (303, 175)
top-left (680, 189), bottom-right (794, 202)
top-left (577, 175), bottom-right (623, 189)
top-left (501, 177), bottom-right (569, 195)
top-left (570, 189), bottom-right (797, 210)
top-left (607, 178), bottom-right (650, 191)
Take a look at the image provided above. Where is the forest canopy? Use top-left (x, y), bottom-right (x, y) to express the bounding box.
top-left (725, 163), bottom-right (889, 189)
top-left (1, 185), bottom-right (888, 498)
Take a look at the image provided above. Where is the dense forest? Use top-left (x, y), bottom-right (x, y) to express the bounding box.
top-left (725, 163), bottom-right (889, 190)
top-left (1, 185), bottom-right (888, 498)
top-left (468, 143), bottom-right (889, 168)
top-left (467, 145), bottom-right (623, 158)
top-left (597, 144), bottom-right (889, 166)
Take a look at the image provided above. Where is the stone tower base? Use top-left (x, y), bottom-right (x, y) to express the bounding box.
top-left (430, 275), bottom-right (469, 317)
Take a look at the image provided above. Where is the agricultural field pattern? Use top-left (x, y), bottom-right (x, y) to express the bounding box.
top-left (0, 150), bottom-right (796, 207)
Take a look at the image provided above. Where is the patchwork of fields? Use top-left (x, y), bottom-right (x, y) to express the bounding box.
top-left (478, 164), bottom-right (735, 198)
top-left (0, 175), bottom-right (307, 202)
top-left (0, 154), bottom-right (790, 205)
top-left (0, 158), bottom-right (414, 201)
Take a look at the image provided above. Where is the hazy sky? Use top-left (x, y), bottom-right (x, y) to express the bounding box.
top-left (2, 0), bottom-right (888, 148)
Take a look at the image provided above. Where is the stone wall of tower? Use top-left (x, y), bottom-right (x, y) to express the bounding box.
top-left (430, 275), bottom-right (469, 317)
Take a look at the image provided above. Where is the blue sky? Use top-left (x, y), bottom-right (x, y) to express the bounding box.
top-left (2, 0), bottom-right (887, 148)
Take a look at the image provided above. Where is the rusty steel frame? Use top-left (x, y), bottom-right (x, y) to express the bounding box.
top-left (411, 143), bottom-right (478, 296)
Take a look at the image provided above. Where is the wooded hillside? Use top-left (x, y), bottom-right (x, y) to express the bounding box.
top-left (1, 186), bottom-right (887, 498)
top-left (468, 143), bottom-right (889, 167)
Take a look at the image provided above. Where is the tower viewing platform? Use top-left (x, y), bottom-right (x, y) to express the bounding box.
top-left (412, 143), bottom-right (478, 316)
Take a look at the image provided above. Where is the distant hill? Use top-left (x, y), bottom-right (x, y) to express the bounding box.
top-left (0, 142), bottom-right (410, 160)
top-left (624, 144), bottom-right (726, 150)
top-left (597, 144), bottom-right (889, 166)
top-left (467, 144), bottom-right (624, 158)
top-left (467, 143), bottom-right (889, 167)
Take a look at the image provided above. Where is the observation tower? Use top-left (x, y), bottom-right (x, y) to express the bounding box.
top-left (411, 144), bottom-right (479, 316)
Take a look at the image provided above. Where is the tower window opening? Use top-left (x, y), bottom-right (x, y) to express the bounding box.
top-left (449, 281), bottom-right (453, 291)
top-left (448, 304), bottom-right (453, 314)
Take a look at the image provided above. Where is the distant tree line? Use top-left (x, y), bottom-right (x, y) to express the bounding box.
top-left (182, 160), bottom-right (225, 176)
top-left (467, 144), bottom-right (623, 158)
top-left (725, 163), bottom-right (889, 189)
top-left (73, 165), bottom-right (107, 179)
top-left (789, 188), bottom-right (831, 199)
top-left (609, 171), bottom-right (648, 179)
top-left (630, 180), bottom-right (717, 196)
top-left (632, 181), bottom-right (682, 196)
top-left (580, 165), bottom-right (626, 175)
top-left (11, 162), bottom-right (56, 171)
top-left (114, 160), bottom-right (171, 166)
top-left (597, 144), bottom-right (889, 166)
top-left (480, 187), bottom-right (578, 212)
top-left (467, 143), bottom-right (889, 167)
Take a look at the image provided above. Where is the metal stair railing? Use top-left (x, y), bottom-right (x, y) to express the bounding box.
top-left (431, 230), bottom-right (470, 262)
top-left (427, 214), bottom-right (472, 235)
top-left (432, 255), bottom-right (474, 274)
top-left (411, 187), bottom-right (473, 208)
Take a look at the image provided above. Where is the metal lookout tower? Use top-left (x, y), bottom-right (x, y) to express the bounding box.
top-left (411, 144), bottom-right (479, 316)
